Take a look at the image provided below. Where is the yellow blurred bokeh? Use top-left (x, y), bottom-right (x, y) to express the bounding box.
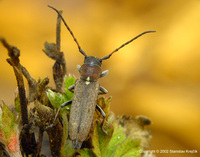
top-left (0, 0), bottom-right (200, 156)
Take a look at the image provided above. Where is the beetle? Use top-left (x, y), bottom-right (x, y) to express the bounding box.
top-left (47, 5), bottom-right (155, 149)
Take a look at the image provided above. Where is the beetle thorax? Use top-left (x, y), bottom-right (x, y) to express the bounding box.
top-left (79, 56), bottom-right (102, 83)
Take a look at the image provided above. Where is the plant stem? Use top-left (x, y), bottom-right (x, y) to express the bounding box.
top-left (1, 38), bottom-right (28, 125)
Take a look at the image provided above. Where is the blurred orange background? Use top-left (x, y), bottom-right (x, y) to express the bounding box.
top-left (0, 0), bottom-right (200, 156)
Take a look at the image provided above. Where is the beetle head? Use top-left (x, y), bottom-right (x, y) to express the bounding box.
top-left (84, 56), bottom-right (102, 67)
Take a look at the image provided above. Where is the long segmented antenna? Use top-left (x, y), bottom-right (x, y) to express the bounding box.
top-left (48, 6), bottom-right (155, 60)
top-left (48, 5), bottom-right (87, 57)
top-left (101, 30), bottom-right (156, 60)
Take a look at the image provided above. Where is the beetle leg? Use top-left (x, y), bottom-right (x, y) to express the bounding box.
top-left (100, 70), bottom-right (109, 78)
top-left (96, 105), bottom-right (108, 135)
top-left (96, 104), bottom-right (106, 118)
top-left (77, 65), bottom-right (81, 71)
top-left (99, 86), bottom-right (108, 95)
top-left (101, 118), bottom-right (108, 135)
top-left (68, 84), bottom-right (75, 93)
top-left (45, 100), bottom-right (72, 130)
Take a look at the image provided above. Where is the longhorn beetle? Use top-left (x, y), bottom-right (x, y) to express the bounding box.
top-left (47, 5), bottom-right (155, 149)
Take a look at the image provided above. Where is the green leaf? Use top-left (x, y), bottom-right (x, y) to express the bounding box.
top-left (120, 148), bottom-right (141, 157)
top-left (46, 89), bottom-right (69, 111)
top-left (62, 139), bottom-right (76, 157)
top-left (60, 112), bottom-right (70, 156)
top-left (106, 123), bottom-right (127, 156)
top-left (1, 101), bottom-right (16, 143)
top-left (46, 76), bottom-right (75, 113)
top-left (89, 119), bottom-right (141, 157)
top-left (92, 120), bottom-right (114, 157)
top-left (113, 138), bottom-right (141, 157)
top-left (64, 75), bottom-right (75, 100)
top-left (78, 148), bottom-right (95, 157)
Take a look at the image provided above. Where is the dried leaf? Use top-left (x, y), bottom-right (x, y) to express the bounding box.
top-left (43, 42), bottom-right (57, 60)
top-left (115, 115), bottom-right (152, 149)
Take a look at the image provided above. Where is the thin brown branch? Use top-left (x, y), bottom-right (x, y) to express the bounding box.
top-left (43, 10), bottom-right (66, 93)
top-left (54, 10), bottom-right (66, 92)
top-left (1, 38), bottom-right (37, 156)
top-left (56, 10), bottom-right (62, 53)
top-left (21, 65), bottom-right (38, 102)
top-left (1, 38), bottom-right (28, 125)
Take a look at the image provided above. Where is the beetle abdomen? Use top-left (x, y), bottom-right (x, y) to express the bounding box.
top-left (69, 79), bottom-right (99, 149)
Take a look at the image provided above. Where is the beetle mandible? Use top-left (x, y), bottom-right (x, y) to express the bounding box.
top-left (47, 5), bottom-right (155, 149)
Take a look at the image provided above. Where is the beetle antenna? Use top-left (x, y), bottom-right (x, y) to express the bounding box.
top-left (101, 30), bottom-right (156, 60)
top-left (48, 5), bottom-right (87, 57)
